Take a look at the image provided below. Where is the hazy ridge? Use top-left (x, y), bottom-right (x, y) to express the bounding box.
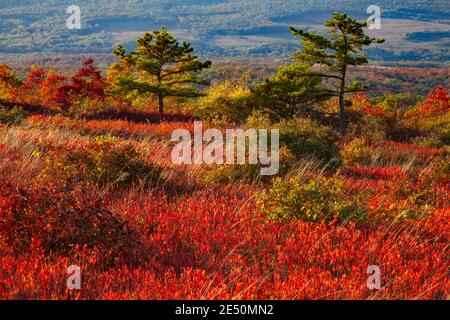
top-left (0, 0), bottom-right (448, 65)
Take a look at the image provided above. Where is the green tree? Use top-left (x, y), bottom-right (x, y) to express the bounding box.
top-left (252, 63), bottom-right (333, 120)
top-left (113, 28), bottom-right (212, 114)
top-left (291, 13), bottom-right (384, 135)
top-left (379, 93), bottom-right (417, 126)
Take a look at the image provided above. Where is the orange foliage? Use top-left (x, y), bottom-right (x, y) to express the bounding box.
top-left (0, 64), bottom-right (20, 101)
top-left (20, 65), bottom-right (67, 110)
top-left (351, 94), bottom-right (386, 117)
top-left (418, 86), bottom-right (449, 116)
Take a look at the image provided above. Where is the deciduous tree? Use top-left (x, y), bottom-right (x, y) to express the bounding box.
top-left (0, 64), bottom-right (21, 102)
top-left (57, 58), bottom-right (107, 112)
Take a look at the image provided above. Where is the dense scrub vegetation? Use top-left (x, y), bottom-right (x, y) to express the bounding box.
top-left (0, 14), bottom-right (449, 300)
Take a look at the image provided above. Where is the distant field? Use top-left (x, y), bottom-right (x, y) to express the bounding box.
top-left (0, 0), bottom-right (449, 65)
top-left (200, 18), bottom-right (449, 64)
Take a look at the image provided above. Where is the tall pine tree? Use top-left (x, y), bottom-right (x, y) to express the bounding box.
top-left (113, 28), bottom-right (211, 114)
top-left (291, 13), bottom-right (384, 135)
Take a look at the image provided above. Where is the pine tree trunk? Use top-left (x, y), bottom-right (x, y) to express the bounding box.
top-left (158, 94), bottom-right (164, 114)
top-left (339, 68), bottom-right (347, 136)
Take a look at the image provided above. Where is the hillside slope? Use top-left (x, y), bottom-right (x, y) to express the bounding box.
top-left (0, 0), bottom-right (449, 64)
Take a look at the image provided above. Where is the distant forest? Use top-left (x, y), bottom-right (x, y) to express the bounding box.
top-left (0, 0), bottom-right (449, 65)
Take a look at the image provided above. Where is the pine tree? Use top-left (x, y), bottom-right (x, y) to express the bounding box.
top-left (291, 13), bottom-right (384, 135)
top-left (252, 63), bottom-right (333, 120)
top-left (113, 27), bottom-right (211, 114)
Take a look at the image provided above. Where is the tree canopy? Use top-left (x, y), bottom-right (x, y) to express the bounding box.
top-left (113, 27), bottom-right (211, 114)
top-left (291, 12), bottom-right (384, 135)
top-left (252, 63), bottom-right (332, 120)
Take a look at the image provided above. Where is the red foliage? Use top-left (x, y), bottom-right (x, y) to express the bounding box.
top-left (86, 109), bottom-right (196, 124)
top-left (0, 63), bottom-right (449, 300)
top-left (23, 65), bottom-right (47, 89)
top-left (56, 59), bottom-right (107, 109)
top-left (350, 93), bottom-right (387, 117)
top-left (0, 182), bottom-right (136, 260)
top-left (28, 115), bottom-right (196, 139)
top-left (20, 66), bottom-right (68, 110)
top-left (342, 166), bottom-right (405, 181)
top-left (418, 86), bottom-right (449, 116)
top-left (375, 141), bottom-right (445, 164)
top-left (0, 180), bottom-right (448, 299)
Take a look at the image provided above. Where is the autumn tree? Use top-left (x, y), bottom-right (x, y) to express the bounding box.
top-left (0, 64), bottom-right (21, 102)
top-left (12, 65), bottom-right (68, 111)
top-left (113, 27), bottom-right (211, 114)
top-left (291, 13), bottom-right (384, 135)
top-left (57, 58), bottom-right (107, 113)
top-left (418, 86), bottom-right (449, 116)
top-left (39, 70), bottom-right (67, 111)
top-left (21, 65), bottom-right (47, 106)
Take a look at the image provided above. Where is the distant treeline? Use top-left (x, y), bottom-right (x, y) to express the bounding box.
top-left (406, 31), bottom-right (450, 42)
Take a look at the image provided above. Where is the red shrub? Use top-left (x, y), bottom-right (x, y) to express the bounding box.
top-left (0, 182), bottom-right (137, 263)
top-left (419, 86), bottom-right (449, 116)
top-left (56, 59), bottom-right (107, 111)
top-left (1, 181), bottom-right (448, 299)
